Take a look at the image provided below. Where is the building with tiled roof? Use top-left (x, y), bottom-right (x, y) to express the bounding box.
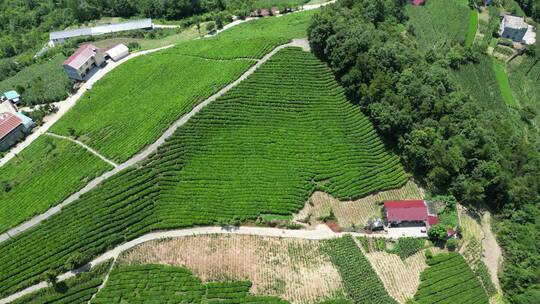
top-left (384, 200), bottom-right (439, 228)
top-left (63, 44), bottom-right (105, 81)
top-left (0, 112), bottom-right (25, 151)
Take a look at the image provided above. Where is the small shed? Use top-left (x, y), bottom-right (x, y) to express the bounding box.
top-left (3, 91), bottom-right (20, 104)
top-left (106, 44), bottom-right (130, 62)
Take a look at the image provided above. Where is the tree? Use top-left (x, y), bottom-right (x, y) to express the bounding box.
top-left (206, 21), bottom-right (216, 34)
top-left (446, 238), bottom-right (459, 251)
top-left (42, 269), bottom-right (58, 286)
top-left (428, 224), bottom-right (447, 243)
top-left (64, 252), bottom-right (86, 270)
top-left (214, 14), bottom-right (224, 30)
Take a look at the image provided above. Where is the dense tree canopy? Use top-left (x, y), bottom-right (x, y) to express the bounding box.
top-left (308, 0), bottom-right (540, 303)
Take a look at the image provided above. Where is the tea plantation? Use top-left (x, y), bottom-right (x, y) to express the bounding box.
top-left (0, 48), bottom-right (406, 297)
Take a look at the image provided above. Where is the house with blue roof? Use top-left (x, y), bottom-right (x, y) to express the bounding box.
top-left (3, 90), bottom-right (21, 104)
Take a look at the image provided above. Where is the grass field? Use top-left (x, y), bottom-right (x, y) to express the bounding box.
top-left (405, 0), bottom-right (469, 50)
top-left (492, 59), bottom-right (518, 107)
top-left (50, 11), bottom-right (316, 163)
top-left (0, 48), bottom-right (406, 297)
top-left (0, 55), bottom-right (72, 105)
top-left (91, 264), bottom-right (289, 304)
top-left (451, 55), bottom-right (507, 109)
top-left (414, 253), bottom-right (489, 304)
top-left (0, 136), bottom-right (113, 234)
top-left (121, 235), bottom-right (345, 303)
top-left (465, 9), bottom-right (479, 47)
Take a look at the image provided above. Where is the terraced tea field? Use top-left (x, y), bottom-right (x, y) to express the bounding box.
top-left (0, 136), bottom-right (113, 233)
top-left (0, 47), bottom-right (406, 297)
top-left (120, 234), bottom-right (346, 303)
top-left (50, 11), bottom-right (316, 163)
top-left (414, 253), bottom-right (489, 304)
top-left (91, 264), bottom-right (289, 304)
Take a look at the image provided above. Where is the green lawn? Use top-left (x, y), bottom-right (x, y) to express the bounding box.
top-left (493, 59), bottom-right (518, 107)
top-left (0, 48), bottom-right (407, 297)
top-left (0, 136), bottom-right (113, 234)
top-left (465, 9), bottom-right (479, 47)
top-left (0, 55), bottom-right (73, 106)
top-left (50, 11), bottom-right (316, 163)
top-left (405, 0), bottom-right (469, 50)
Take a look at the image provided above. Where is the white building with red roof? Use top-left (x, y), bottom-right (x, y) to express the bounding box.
top-left (0, 113), bottom-right (26, 151)
top-left (384, 200), bottom-right (439, 229)
top-left (63, 44), bottom-right (105, 81)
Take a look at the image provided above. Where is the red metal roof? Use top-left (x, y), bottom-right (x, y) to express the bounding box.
top-left (0, 112), bottom-right (22, 139)
top-left (63, 44), bottom-right (98, 68)
top-left (411, 0), bottom-right (425, 5)
top-left (384, 200), bottom-right (428, 222)
top-left (428, 215), bottom-right (439, 226)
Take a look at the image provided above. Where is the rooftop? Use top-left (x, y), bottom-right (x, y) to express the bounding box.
top-left (503, 15), bottom-right (528, 29)
top-left (3, 90), bottom-right (19, 100)
top-left (63, 44), bottom-right (100, 69)
top-left (50, 19), bottom-right (152, 41)
top-left (384, 200), bottom-right (434, 223)
top-left (0, 112), bottom-right (22, 140)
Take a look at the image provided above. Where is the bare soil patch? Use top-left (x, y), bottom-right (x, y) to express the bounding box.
top-left (119, 234), bottom-right (345, 304)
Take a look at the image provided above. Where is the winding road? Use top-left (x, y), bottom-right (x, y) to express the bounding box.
top-left (0, 224), bottom-right (386, 304)
top-left (0, 39), bottom-right (309, 244)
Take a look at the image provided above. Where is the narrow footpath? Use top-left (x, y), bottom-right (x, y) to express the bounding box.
top-left (45, 132), bottom-right (118, 168)
top-left (0, 224), bottom-right (387, 304)
top-left (0, 39), bottom-right (308, 244)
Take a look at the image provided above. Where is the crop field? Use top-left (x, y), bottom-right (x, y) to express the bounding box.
top-left (323, 236), bottom-right (396, 303)
top-left (296, 180), bottom-right (423, 228)
top-left (0, 54), bottom-right (72, 105)
top-left (11, 261), bottom-right (111, 304)
top-left (405, 0), bottom-right (469, 50)
top-left (50, 11), bottom-right (316, 163)
top-left (451, 55), bottom-right (507, 109)
top-left (120, 235), bottom-right (345, 303)
top-left (508, 55), bottom-right (540, 125)
top-left (0, 136), bottom-right (112, 233)
top-left (365, 251), bottom-right (428, 303)
top-left (0, 48), bottom-right (406, 297)
top-left (170, 10), bottom-right (316, 60)
top-left (91, 264), bottom-right (289, 304)
top-left (414, 253), bottom-right (489, 304)
top-left (492, 59), bottom-right (518, 107)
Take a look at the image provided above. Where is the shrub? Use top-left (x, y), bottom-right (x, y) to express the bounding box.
top-left (428, 224), bottom-right (447, 243)
top-left (446, 238), bottom-right (459, 251)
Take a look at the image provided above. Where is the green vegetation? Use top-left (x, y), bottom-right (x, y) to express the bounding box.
top-left (51, 11), bottom-right (316, 162)
top-left (323, 236), bottom-right (396, 304)
top-left (465, 9), bottom-right (479, 48)
top-left (0, 48), bottom-right (406, 297)
top-left (308, 1), bottom-right (540, 302)
top-left (0, 136), bottom-right (113, 234)
top-left (405, 0), bottom-right (470, 50)
top-left (451, 55), bottom-right (507, 108)
top-left (0, 55), bottom-right (72, 106)
top-left (492, 59), bottom-right (518, 107)
top-left (508, 53), bottom-right (540, 125)
top-left (388, 238), bottom-right (426, 260)
top-left (91, 264), bottom-right (288, 303)
top-left (12, 261), bottom-right (111, 304)
top-left (414, 253), bottom-right (488, 304)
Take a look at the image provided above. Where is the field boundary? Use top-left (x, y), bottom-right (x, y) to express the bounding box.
top-left (0, 40), bottom-right (307, 244)
top-left (0, 225), bottom-right (393, 304)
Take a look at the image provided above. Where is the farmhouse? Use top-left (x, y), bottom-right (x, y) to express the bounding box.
top-left (63, 44), bottom-right (106, 81)
top-left (384, 200), bottom-right (439, 228)
top-left (0, 112), bottom-right (31, 151)
top-left (2, 90), bottom-right (21, 104)
top-left (499, 14), bottom-right (537, 45)
top-left (49, 19), bottom-right (153, 46)
top-left (105, 44), bottom-right (130, 62)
